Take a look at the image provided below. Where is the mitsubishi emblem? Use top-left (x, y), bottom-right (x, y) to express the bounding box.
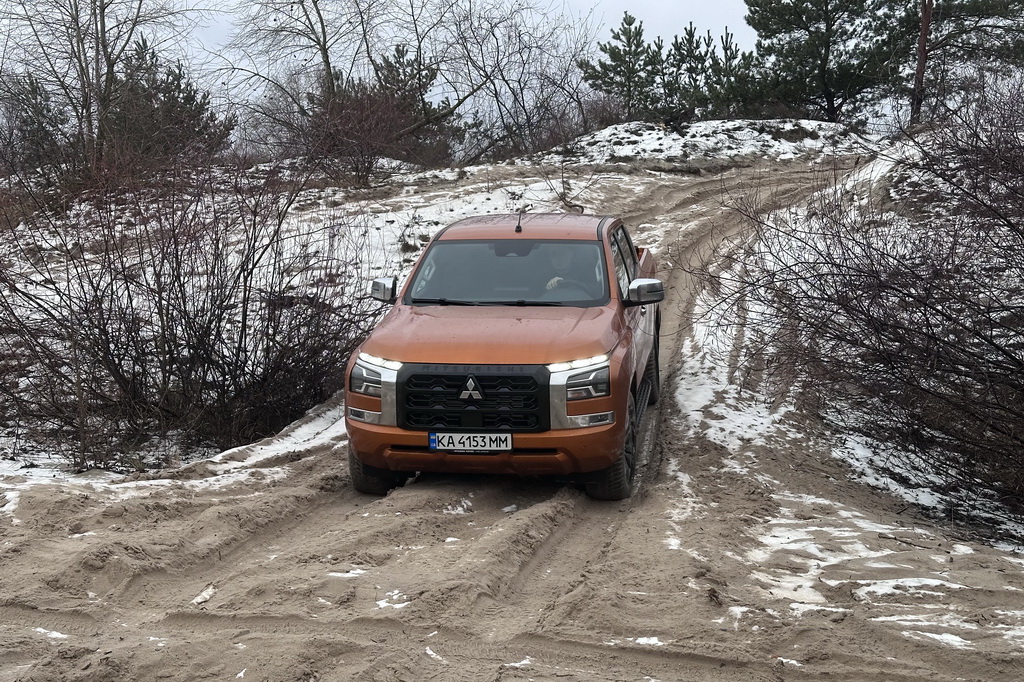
top-left (459, 376), bottom-right (483, 400)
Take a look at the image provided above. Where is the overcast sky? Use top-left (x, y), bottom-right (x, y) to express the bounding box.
top-left (193, 1), bottom-right (758, 57)
top-left (579, 0), bottom-right (757, 50)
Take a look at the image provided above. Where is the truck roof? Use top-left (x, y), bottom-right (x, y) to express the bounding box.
top-left (434, 213), bottom-right (620, 241)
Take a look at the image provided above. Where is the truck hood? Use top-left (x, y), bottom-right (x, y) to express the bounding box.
top-left (361, 304), bottom-right (622, 366)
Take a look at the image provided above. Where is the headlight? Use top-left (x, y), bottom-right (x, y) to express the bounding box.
top-left (358, 352), bottom-right (403, 371)
top-left (547, 354), bottom-right (608, 373)
top-left (565, 365), bottom-right (610, 401)
top-left (350, 363), bottom-right (382, 396)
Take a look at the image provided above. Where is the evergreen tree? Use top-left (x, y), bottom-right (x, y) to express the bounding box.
top-left (745, 0), bottom-right (910, 122)
top-left (1, 73), bottom-right (70, 174)
top-left (107, 40), bottom-right (235, 165)
top-left (581, 13), bottom-right (760, 125)
top-left (301, 44), bottom-right (464, 177)
top-left (655, 25), bottom-right (714, 123)
top-left (374, 45), bottom-right (441, 120)
top-left (910, 0), bottom-right (1024, 123)
top-left (578, 13), bottom-right (659, 119)
top-left (373, 44), bottom-right (463, 166)
top-left (707, 30), bottom-right (761, 118)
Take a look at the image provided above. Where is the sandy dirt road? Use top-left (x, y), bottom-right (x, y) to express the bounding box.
top-left (2, 157), bottom-right (1023, 682)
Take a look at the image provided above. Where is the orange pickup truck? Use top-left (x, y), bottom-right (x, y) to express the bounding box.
top-left (344, 213), bottom-right (663, 500)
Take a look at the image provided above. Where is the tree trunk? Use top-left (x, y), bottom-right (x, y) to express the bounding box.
top-left (910, 0), bottom-right (934, 125)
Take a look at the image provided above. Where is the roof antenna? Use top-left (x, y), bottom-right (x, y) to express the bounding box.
top-left (515, 210), bottom-right (524, 233)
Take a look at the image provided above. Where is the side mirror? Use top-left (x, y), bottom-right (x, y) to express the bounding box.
top-left (370, 276), bottom-right (398, 304)
top-left (625, 278), bottom-right (664, 306)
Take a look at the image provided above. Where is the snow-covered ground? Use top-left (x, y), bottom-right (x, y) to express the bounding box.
top-left (536, 119), bottom-right (878, 164)
top-left (0, 118), bottom-right (879, 486)
top-left (0, 117), bottom-right (988, 536)
top-left (673, 271), bottom-right (1024, 652)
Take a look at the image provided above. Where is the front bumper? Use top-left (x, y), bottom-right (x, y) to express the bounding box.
top-left (346, 418), bottom-right (625, 476)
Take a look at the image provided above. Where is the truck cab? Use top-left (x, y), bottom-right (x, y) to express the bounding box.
top-left (344, 213), bottom-right (663, 500)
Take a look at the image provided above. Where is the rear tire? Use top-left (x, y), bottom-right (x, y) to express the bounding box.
top-left (584, 393), bottom-right (637, 501)
top-left (644, 338), bottom-right (661, 406)
top-left (348, 446), bottom-right (404, 495)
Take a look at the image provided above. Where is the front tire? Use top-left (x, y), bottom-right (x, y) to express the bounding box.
top-left (348, 446), bottom-right (404, 495)
top-left (584, 393), bottom-right (638, 501)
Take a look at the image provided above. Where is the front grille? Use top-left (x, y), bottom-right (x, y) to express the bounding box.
top-left (398, 364), bottom-right (549, 432)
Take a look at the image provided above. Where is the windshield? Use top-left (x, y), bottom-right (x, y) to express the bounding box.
top-left (404, 239), bottom-right (609, 306)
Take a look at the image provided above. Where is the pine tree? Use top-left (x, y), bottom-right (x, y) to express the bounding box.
top-left (910, 0), bottom-right (1024, 123)
top-left (2, 74), bottom-right (70, 173)
top-left (578, 13), bottom-right (659, 119)
top-left (746, 0), bottom-right (1024, 124)
top-left (373, 44), bottom-right (463, 166)
top-left (107, 40), bottom-right (235, 165)
top-left (745, 0), bottom-right (909, 122)
top-left (655, 25), bottom-right (714, 123)
top-left (707, 30), bottom-right (760, 118)
top-left (374, 45), bottom-right (442, 120)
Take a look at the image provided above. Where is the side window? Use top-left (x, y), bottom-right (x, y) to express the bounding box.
top-left (612, 228), bottom-right (638, 280)
top-left (610, 239), bottom-right (631, 297)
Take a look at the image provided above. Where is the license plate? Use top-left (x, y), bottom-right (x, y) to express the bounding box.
top-left (429, 432), bottom-right (512, 452)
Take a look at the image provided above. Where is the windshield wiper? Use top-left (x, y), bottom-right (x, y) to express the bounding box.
top-left (410, 297), bottom-right (567, 307)
top-left (409, 297), bottom-right (483, 306)
top-left (492, 300), bottom-right (565, 306)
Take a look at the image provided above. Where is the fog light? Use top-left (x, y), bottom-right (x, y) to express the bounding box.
top-left (567, 411), bottom-right (615, 428)
top-left (348, 407), bottom-right (382, 424)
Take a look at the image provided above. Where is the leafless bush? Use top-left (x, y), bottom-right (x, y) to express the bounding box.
top-left (692, 74), bottom-right (1024, 522)
top-left (1, 1), bottom-right (231, 190)
top-left (0, 164), bottom-right (385, 470)
top-left (226, 0), bottom-right (595, 168)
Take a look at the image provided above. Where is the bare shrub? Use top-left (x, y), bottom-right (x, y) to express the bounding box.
top-left (0, 1), bottom-right (228, 188)
top-left (227, 0), bottom-right (595, 168)
top-left (692, 74), bottom-right (1024, 523)
top-left (0, 164), bottom-right (385, 470)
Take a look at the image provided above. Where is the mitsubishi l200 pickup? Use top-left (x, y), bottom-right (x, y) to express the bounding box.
top-left (344, 213), bottom-right (664, 500)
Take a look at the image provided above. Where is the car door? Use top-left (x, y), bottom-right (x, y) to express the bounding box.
top-left (609, 226), bottom-right (648, 388)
